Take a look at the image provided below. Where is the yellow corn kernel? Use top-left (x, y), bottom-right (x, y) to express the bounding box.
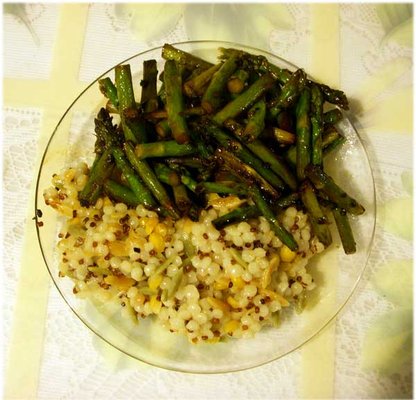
top-left (280, 245), bottom-right (297, 263)
top-left (148, 273), bottom-right (163, 291)
top-left (104, 275), bottom-right (136, 291)
top-left (207, 297), bottom-right (230, 312)
top-left (149, 232), bottom-right (165, 253)
top-left (223, 319), bottom-right (240, 334)
top-left (213, 276), bottom-right (230, 291)
top-left (154, 222), bottom-right (168, 237)
top-left (226, 296), bottom-right (240, 309)
top-left (231, 276), bottom-right (245, 290)
top-left (108, 240), bottom-right (129, 257)
top-left (103, 197), bottom-right (113, 207)
top-left (259, 288), bottom-right (278, 300)
top-left (150, 294), bottom-right (162, 314)
top-left (145, 216), bottom-right (159, 235)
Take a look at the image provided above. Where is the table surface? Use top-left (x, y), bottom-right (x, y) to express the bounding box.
top-left (3, 4), bottom-right (413, 399)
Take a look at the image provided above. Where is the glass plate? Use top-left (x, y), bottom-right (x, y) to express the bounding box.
top-left (35, 40), bottom-right (376, 373)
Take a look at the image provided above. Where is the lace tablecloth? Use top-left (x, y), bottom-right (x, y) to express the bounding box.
top-left (3, 4), bottom-right (413, 399)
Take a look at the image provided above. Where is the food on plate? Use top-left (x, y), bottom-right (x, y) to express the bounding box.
top-left (43, 44), bottom-right (364, 343)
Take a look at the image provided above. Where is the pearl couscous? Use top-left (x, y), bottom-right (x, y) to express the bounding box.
top-left (44, 162), bottom-right (324, 343)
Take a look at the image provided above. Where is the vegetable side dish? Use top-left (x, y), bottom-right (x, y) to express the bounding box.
top-left (43, 44), bottom-right (364, 343)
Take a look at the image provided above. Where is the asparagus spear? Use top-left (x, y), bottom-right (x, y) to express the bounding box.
top-left (78, 149), bottom-right (114, 207)
top-left (184, 63), bottom-right (221, 97)
top-left (115, 64), bottom-right (148, 144)
top-left (134, 140), bottom-right (196, 159)
top-left (140, 59), bottom-right (159, 113)
top-left (213, 73), bottom-right (275, 125)
top-left (154, 163), bottom-right (181, 187)
top-left (112, 147), bottom-right (156, 208)
top-left (212, 205), bottom-right (259, 230)
top-left (164, 59), bottom-right (190, 144)
top-left (318, 83), bottom-right (349, 110)
top-left (93, 108), bottom-right (122, 154)
top-left (323, 108), bottom-right (343, 125)
top-left (218, 47), bottom-right (292, 84)
top-left (332, 207), bottom-right (357, 254)
top-left (172, 184), bottom-right (198, 220)
top-left (310, 84), bottom-right (324, 166)
top-left (165, 156), bottom-right (204, 169)
top-left (305, 165), bottom-right (365, 215)
top-left (245, 140), bottom-right (298, 191)
top-left (155, 119), bottom-right (171, 139)
top-left (250, 187), bottom-right (298, 251)
top-left (212, 193), bottom-right (300, 230)
top-left (103, 180), bottom-right (140, 207)
top-left (223, 118), bottom-right (245, 139)
top-left (285, 126), bottom-right (346, 166)
top-left (324, 135), bottom-right (347, 156)
top-left (206, 124), bottom-right (286, 192)
top-left (300, 180), bottom-right (332, 247)
top-left (162, 43), bottom-right (213, 70)
top-left (124, 142), bottom-right (180, 219)
top-left (268, 69), bottom-right (307, 118)
top-left (242, 99), bottom-right (266, 142)
top-left (98, 77), bottom-right (118, 109)
top-left (196, 181), bottom-right (248, 196)
top-left (215, 148), bottom-right (280, 200)
top-left (202, 55), bottom-right (239, 113)
top-left (227, 69), bottom-right (250, 94)
top-left (295, 87), bottom-right (311, 180)
top-left (322, 125), bottom-right (341, 148)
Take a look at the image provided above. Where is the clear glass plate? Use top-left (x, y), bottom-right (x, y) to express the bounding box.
top-left (35, 41), bottom-right (376, 373)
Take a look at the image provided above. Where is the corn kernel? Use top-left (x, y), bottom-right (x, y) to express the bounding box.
top-left (103, 197), bottom-right (113, 207)
top-left (231, 276), bottom-right (245, 290)
top-left (280, 245), bottom-right (297, 263)
top-left (226, 296), bottom-right (240, 309)
top-left (213, 276), bottom-right (230, 291)
top-left (154, 222), bottom-right (168, 237)
top-left (150, 294), bottom-right (162, 314)
top-left (259, 288), bottom-right (278, 300)
top-left (108, 240), bottom-right (129, 257)
top-left (145, 217), bottom-right (159, 235)
top-left (104, 275), bottom-right (135, 291)
top-left (224, 319), bottom-right (240, 334)
top-left (206, 337), bottom-right (221, 344)
top-left (148, 273), bottom-right (163, 291)
top-left (149, 232), bottom-right (165, 253)
top-left (207, 297), bottom-right (230, 312)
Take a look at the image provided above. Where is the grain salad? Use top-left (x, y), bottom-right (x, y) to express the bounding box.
top-left (44, 162), bottom-right (324, 343)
